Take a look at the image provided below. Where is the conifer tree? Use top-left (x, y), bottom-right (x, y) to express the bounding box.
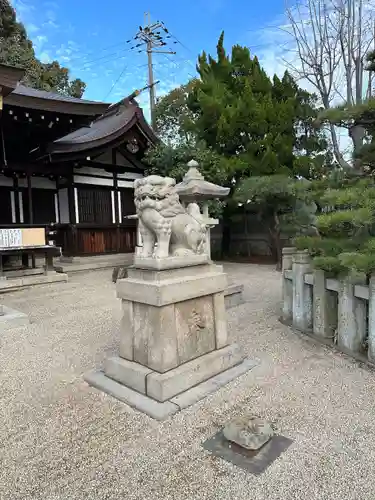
top-left (294, 50), bottom-right (375, 277)
top-left (147, 32), bottom-right (327, 259)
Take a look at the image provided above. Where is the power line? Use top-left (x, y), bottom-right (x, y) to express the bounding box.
top-left (79, 53), bottom-right (131, 71)
top-left (101, 63), bottom-right (149, 100)
top-left (160, 26), bottom-right (193, 56)
top-left (80, 48), bottom-right (132, 68)
top-left (102, 65), bottom-right (129, 101)
top-left (63, 33), bottom-right (148, 64)
top-left (65, 40), bottom-right (132, 63)
top-left (80, 39), bottom-right (148, 68)
top-left (159, 53), bottom-right (196, 80)
top-left (157, 24), bottom-right (197, 75)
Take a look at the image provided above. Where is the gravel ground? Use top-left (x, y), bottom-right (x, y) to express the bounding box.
top-left (1, 263), bottom-right (375, 500)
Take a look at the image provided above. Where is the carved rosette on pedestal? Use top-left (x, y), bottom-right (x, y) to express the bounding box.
top-left (85, 171), bottom-right (255, 420)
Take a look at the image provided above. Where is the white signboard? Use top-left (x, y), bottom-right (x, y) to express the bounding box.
top-left (0, 228), bottom-right (22, 248)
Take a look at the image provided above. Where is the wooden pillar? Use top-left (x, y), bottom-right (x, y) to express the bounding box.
top-left (67, 171), bottom-right (76, 224)
top-left (26, 170), bottom-right (35, 267)
top-left (66, 169), bottom-right (78, 257)
top-left (112, 150), bottom-right (121, 252)
top-left (113, 176), bottom-right (119, 222)
top-left (55, 177), bottom-right (60, 223)
top-left (13, 175), bottom-right (20, 223)
top-left (0, 99), bottom-right (6, 167)
top-left (26, 171), bottom-right (33, 224)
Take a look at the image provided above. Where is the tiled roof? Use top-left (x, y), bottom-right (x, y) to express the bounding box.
top-left (47, 99), bottom-right (158, 156)
top-left (12, 84), bottom-right (107, 105)
top-left (53, 105), bottom-right (137, 147)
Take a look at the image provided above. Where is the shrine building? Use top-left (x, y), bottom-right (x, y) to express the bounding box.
top-left (0, 63), bottom-right (157, 259)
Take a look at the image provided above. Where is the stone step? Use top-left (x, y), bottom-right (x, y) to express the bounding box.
top-left (55, 253), bottom-right (134, 274)
top-left (0, 272), bottom-right (68, 293)
top-left (225, 283), bottom-right (244, 308)
top-left (59, 253), bottom-right (132, 264)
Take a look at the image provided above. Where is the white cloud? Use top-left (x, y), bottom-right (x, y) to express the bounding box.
top-left (36, 35), bottom-right (48, 44)
top-left (27, 23), bottom-right (39, 34)
top-left (42, 20), bottom-right (59, 29)
top-left (12, 0), bottom-right (34, 14)
top-left (39, 51), bottom-right (51, 63)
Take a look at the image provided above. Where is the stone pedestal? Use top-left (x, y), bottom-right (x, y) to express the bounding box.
top-left (313, 270), bottom-right (338, 339)
top-left (85, 261), bottom-right (255, 420)
top-left (292, 251), bottom-right (313, 331)
top-left (282, 247), bottom-right (295, 322)
top-left (338, 275), bottom-right (367, 353)
top-left (368, 275), bottom-right (375, 362)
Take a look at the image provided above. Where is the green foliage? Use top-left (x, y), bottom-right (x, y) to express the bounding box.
top-left (294, 174), bottom-right (375, 276)
top-left (154, 80), bottom-right (199, 145)
top-left (0, 0), bottom-right (86, 97)
top-left (317, 208), bottom-right (373, 237)
top-left (312, 256), bottom-right (347, 275)
top-left (294, 104), bottom-right (375, 275)
top-left (366, 50), bottom-right (375, 72)
top-left (149, 32), bottom-right (328, 188)
top-left (235, 175), bottom-right (318, 264)
top-left (186, 34), bottom-right (329, 177)
top-left (235, 175), bottom-right (311, 206)
top-left (147, 32), bottom-right (330, 260)
top-left (145, 140), bottom-right (242, 186)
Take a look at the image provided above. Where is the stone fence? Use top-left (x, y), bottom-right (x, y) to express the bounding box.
top-left (281, 247), bottom-right (375, 364)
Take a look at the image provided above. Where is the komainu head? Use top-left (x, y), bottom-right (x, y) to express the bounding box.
top-left (134, 175), bottom-right (183, 217)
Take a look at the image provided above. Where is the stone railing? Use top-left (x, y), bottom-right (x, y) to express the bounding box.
top-left (281, 247), bottom-right (375, 364)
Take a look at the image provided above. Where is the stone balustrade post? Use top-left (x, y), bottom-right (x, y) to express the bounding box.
top-left (367, 274), bottom-right (375, 362)
top-left (337, 275), bottom-right (367, 353)
top-left (282, 247), bottom-right (296, 322)
top-left (292, 250), bottom-right (313, 331)
top-left (313, 270), bottom-right (338, 339)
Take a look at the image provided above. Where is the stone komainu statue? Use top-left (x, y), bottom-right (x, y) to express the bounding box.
top-left (134, 175), bottom-right (207, 259)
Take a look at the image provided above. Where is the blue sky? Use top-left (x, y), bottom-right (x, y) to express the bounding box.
top-left (12, 0), bottom-right (290, 118)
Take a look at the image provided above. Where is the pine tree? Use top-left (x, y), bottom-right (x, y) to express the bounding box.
top-left (232, 69), bottom-right (328, 266)
top-left (294, 50), bottom-right (375, 277)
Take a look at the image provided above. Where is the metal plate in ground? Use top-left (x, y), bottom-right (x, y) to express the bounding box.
top-left (202, 430), bottom-right (293, 475)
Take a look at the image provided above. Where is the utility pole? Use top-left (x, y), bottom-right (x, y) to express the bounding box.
top-left (134, 13), bottom-right (176, 131)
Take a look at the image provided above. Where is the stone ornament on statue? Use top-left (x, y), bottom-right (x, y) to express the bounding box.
top-left (134, 175), bottom-right (208, 259)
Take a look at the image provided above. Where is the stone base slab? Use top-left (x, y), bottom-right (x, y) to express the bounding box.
top-left (85, 358), bottom-right (256, 420)
top-left (105, 344), bottom-right (244, 402)
top-left (0, 272), bottom-right (68, 293)
top-left (105, 356), bottom-right (152, 394)
top-left (117, 267), bottom-right (226, 307)
top-left (133, 254), bottom-right (209, 270)
top-left (225, 284), bottom-right (244, 308)
top-left (0, 305), bottom-right (29, 330)
top-left (3, 268), bottom-right (44, 278)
